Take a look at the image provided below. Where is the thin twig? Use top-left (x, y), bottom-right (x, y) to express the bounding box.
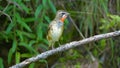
top-left (68, 16), bottom-right (85, 39)
top-left (7, 0), bottom-right (22, 10)
top-left (69, 16), bottom-right (96, 61)
top-left (0, 11), bottom-right (13, 23)
top-left (10, 31), bottom-right (120, 68)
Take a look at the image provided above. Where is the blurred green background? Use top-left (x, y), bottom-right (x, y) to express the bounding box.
top-left (0, 0), bottom-right (120, 68)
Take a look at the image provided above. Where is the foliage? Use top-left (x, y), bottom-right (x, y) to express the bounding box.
top-left (100, 14), bottom-right (120, 31)
top-left (0, 0), bottom-right (120, 68)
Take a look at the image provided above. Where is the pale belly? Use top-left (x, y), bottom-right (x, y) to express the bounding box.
top-left (51, 25), bottom-right (63, 41)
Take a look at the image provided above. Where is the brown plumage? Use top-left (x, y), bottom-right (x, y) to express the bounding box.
top-left (47, 10), bottom-right (69, 49)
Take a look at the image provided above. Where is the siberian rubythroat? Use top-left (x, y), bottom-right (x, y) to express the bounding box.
top-left (47, 10), bottom-right (69, 49)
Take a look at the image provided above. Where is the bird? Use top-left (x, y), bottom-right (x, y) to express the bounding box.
top-left (47, 10), bottom-right (69, 49)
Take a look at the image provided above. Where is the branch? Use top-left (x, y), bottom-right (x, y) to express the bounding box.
top-left (10, 31), bottom-right (120, 68)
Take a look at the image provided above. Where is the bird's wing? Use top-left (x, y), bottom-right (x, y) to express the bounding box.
top-left (47, 21), bottom-right (56, 39)
top-left (47, 21), bottom-right (56, 46)
top-left (48, 20), bottom-right (56, 31)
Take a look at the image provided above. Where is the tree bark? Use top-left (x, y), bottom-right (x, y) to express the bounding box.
top-left (10, 31), bottom-right (120, 68)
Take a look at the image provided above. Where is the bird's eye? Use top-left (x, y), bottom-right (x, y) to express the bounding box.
top-left (61, 13), bottom-right (65, 15)
top-left (60, 13), bottom-right (66, 17)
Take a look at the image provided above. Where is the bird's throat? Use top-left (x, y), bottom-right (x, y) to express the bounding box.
top-left (60, 15), bottom-right (67, 22)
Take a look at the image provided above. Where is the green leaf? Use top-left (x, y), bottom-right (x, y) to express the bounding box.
top-left (8, 49), bottom-right (13, 64)
top-left (42, 39), bottom-right (49, 45)
top-left (35, 5), bottom-right (43, 19)
top-left (38, 44), bottom-right (48, 50)
top-left (29, 63), bottom-right (35, 68)
top-left (93, 49), bottom-right (98, 56)
top-left (75, 62), bottom-right (81, 68)
top-left (12, 38), bottom-right (17, 52)
top-left (22, 31), bottom-right (36, 39)
top-left (20, 3), bottom-right (30, 13)
top-left (19, 42), bottom-right (37, 54)
top-left (8, 38), bottom-right (17, 64)
top-left (15, 52), bottom-right (20, 64)
top-left (110, 39), bottom-right (114, 61)
top-left (15, 13), bottom-right (32, 32)
top-left (14, 0), bottom-right (21, 3)
top-left (28, 40), bottom-right (36, 46)
top-left (21, 53), bottom-right (33, 58)
top-left (44, 16), bottom-right (51, 23)
top-left (16, 30), bottom-right (24, 41)
top-left (6, 22), bottom-right (15, 34)
top-left (16, 30), bottom-right (35, 39)
top-left (0, 58), bottom-right (4, 68)
top-left (39, 59), bottom-right (48, 68)
top-left (42, 0), bottom-right (47, 8)
top-left (15, 0), bottom-right (30, 13)
top-left (100, 39), bottom-right (106, 50)
top-left (23, 17), bottom-right (35, 23)
top-left (109, 14), bottom-right (120, 22)
top-left (36, 23), bottom-right (43, 41)
top-left (48, 0), bottom-right (56, 14)
top-left (0, 31), bottom-right (9, 42)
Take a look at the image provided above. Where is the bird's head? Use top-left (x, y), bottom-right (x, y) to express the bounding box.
top-left (55, 10), bottom-right (69, 22)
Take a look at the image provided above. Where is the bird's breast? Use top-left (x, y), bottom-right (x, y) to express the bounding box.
top-left (51, 22), bottom-right (63, 41)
